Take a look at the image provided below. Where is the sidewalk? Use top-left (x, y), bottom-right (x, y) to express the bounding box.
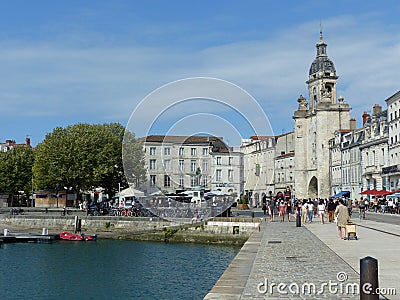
top-left (205, 220), bottom-right (359, 299)
top-left (305, 217), bottom-right (400, 298)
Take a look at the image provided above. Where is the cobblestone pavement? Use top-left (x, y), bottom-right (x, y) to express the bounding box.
top-left (205, 219), bottom-right (360, 299)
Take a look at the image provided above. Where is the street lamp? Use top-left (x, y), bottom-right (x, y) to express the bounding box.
top-left (31, 175), bottom-right (34, 207)
top-left (56, 183), bottom-right (59, 208)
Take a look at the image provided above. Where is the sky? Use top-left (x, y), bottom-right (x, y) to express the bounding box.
top-left (1, 0), bottom-right (400, 146)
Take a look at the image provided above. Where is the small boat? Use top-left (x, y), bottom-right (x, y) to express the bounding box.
top-left (59, 231), bottom-right (96, 241)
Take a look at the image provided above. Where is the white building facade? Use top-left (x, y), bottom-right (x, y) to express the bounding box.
top-left (382, 91), bottom-right (400, 190)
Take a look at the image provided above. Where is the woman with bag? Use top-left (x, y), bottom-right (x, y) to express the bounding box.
top-left (334, 199), bottom-right (350, 239)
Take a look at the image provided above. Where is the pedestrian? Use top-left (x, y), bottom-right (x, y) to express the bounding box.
top-left (301, 200), bottom-right (308, 224)
top-left (358, 198), bottom-right (366, 219)
top-left (334, 199), bottom-right (350, 240)
top-left (373, 198), bottom-right (379, 213)
top-left (387, 199), bottom-right (394, 214)
top-left (318, 199), bottom-right (326, 224)
top-left (269, 198), bottom-right (276, 222)
top-left (307, 199), bottom-right (314, 223)
top-left (279, 200), bottom-right (286, 222)
top-left (286, 199), bottom-right (292, 222)
top-left (327, 199), bottom-right (336, 222)
top-left (262, 202), bottom-right (267, 217)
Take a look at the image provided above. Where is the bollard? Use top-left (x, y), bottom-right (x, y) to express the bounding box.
top-left (296, 214), bottom-right (301, 227)
top-left (360, 256), bottom-right (379, 300)
top-left (74, 216), bottom-right (79, 234)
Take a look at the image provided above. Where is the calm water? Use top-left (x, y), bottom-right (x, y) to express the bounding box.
top-left (0, 240), bottom-right (239, 300)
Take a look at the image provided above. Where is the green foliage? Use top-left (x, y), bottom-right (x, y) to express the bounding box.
top-left (32, 123), bottom-right (145, 198)
top-left (104, 222), bottom-right (114, 229)
top-left (0, 146), bottom-right (34, 195)
top-left (164, 228), bottom-right (179, 238)
top-left (122, 130), bottom-right (146, 188)
top-left (238, 195), bottom-right (249, 204)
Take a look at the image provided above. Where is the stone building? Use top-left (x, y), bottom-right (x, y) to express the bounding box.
top-left (360, 105), bottom-right (389, 191)
top-left (274, 132), bottom-right (295, 195)
top-left (293, 31), bottom-right (352, 199)
top-left (241, 136), bottom-right (276, 206)
top-left (339, 126), bottom-right (364, 198)
top-left (141, 135), bottom-right (243, 196)
top-left (382, 91), bottom-right (400, 190)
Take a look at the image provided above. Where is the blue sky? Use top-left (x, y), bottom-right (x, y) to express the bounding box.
top-left (1, 0), bottom-right (400, 146)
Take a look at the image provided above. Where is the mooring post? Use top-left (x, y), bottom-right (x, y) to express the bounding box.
top-left (360, 256), bottom-right (379, 300)
top-left (296, 213), bottom-right (301, 227)
top-left (74, 216), bottom-right (79, 234)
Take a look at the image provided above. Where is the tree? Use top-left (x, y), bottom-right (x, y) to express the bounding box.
top-left (33, 123), bottom-right (145, 204)
top-left (122, 130), bottom-right (147, 188)
top-left (0, 146), bottom-right (34, 205)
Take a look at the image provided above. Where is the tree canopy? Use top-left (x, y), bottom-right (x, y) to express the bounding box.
top-left (33, 123), bottom-right (146, 199)
top-left (0, 145), bottom-right (34, 195)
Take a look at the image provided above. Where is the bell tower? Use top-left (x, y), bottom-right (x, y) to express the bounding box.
top-left (307, 30), bottom-right (338, 111)
top-left (293, 30), bottom-right (351, 199)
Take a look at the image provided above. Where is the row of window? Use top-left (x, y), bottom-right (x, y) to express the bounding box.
top-left (149, 170), bottom-right (234, 188)
top-left (149, 159), bottom-right (210, 172)
top-left (149, 147), bottom-right (209, 156)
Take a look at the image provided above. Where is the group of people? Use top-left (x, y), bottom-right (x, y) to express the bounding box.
top-left (363, 197), bottom-right (400, 214)
top-left (261, 197), bottom-right (352, 240)
top-left (261, 198), bottom-right (293, 222)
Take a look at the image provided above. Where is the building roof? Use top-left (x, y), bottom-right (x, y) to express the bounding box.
top-left (139, 135), bottom-right (223, 144)
top-left (309, 31), bottom-right (336, 76)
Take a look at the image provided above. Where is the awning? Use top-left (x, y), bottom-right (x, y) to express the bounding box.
top-left (386, 192), bottom-right (400, 199)
top-left (330, 191), bottom-right (350, 198)
top-left (360, 189), bottom-right (392, 196)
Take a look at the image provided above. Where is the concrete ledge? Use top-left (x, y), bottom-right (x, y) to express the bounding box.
top-left (204, 222), bottom-right (264, 299)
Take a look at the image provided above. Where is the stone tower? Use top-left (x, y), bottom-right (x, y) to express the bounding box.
top-left (293, 31), bottom-right (351, 199)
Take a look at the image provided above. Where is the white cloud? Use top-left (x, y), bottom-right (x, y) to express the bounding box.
top-left (1, 12), bottom-right (399, 144)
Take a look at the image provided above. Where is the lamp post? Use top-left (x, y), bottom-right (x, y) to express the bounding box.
top-left (31, 175), bottom-right (34, 207)
top-left (56, 183), bottom-right (59, 208)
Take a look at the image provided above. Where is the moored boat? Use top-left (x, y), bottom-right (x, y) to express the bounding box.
top-left (59, 231), bottom-right (96, 241)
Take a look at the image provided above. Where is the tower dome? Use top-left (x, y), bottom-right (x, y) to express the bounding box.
top-left (309, 31), bottom-right (336, 76)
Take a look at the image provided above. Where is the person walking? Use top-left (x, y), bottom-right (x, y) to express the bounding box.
top-left (327, 199), bottom-right (336, 222)
top-left (269, 198), bottom-right (276, 222)
top-left (307, 199), bottom-right (314, 223)
top-left (286, 199), bottom-right (292, 222)
top-left (318, 199), bottom-right (326, 224)
top-left (279, 200), bottom-right (287, 222)
top-left (262, 202), bottom-right (267, 217)
top-left (334, 199), bottom-right (350, 240)
top-left (301, 200), bottom-right (308, 224)
top-left (358, 198), bottom-right (366, 219)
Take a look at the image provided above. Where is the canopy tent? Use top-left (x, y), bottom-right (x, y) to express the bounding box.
top-left (330, 191), bottom-right (350, 198)
top-left (118, 187), bottom-right (145, 198)
top-left (360, 189), bottom-right (392, 196)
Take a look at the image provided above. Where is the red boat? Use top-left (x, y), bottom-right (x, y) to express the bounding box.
top-left (59, 231), bottom-right (96, 241)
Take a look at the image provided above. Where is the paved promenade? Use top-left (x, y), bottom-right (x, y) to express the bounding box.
top-left (306, 216), bottom-right (400, 298)
top-left (205, 219), bottom-right (359, 299)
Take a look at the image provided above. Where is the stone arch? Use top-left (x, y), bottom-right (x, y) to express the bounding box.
top-left (308, 176), bottom-right (318, 198)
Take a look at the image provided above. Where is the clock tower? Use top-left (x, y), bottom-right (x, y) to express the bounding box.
top-left (293, 31), bottom-right (351, 199)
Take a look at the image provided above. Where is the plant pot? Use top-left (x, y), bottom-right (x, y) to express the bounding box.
top-left (237, 203), bottom-right (249, 210)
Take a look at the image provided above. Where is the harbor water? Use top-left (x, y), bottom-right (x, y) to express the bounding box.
top-left (0, 239), bottom-right (239, 300)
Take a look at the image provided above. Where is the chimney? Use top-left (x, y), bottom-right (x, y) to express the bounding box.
top-left (362, 112), bottom-right (369, 125)
top-left (25, 137), bottom-right (31, 147)
top-left (350, 118), bottom-right (356, 131)
top-left (6, 139), bottom-right (15, 146)
top-left (373, 104), bottom-right (382, 116)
